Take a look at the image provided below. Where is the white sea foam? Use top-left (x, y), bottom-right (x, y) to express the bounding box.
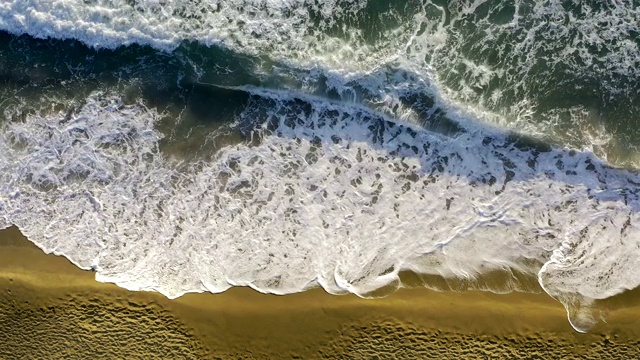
top-left (1, 91), bottom-right (639, 332)
top-left (0, 0), bottom-right (408, 70)
top-left (406, 0), bottom-right (640, 138)
top-left (1, 0), bottom-right (637, 163)
top-left (1, 0), bottom-right (639, 332)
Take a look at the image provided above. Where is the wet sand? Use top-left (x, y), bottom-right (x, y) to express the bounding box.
top-left (1, 226), bottom-right (640, 359)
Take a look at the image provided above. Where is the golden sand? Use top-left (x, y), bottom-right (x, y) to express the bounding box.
top-left (1, 226), bottom-right (640, 359)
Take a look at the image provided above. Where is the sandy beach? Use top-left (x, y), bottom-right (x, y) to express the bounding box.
top-left (1, 1), bottom-right (639, 359)
top-left (1, 226), bottom-right (640, 359)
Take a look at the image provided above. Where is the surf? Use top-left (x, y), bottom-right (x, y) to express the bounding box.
top-left (0, 1), bottom-right (638, 332)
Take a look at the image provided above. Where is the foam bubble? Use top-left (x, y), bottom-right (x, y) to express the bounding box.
top-left (406, 0), bottom-right (640, 153)
top-left (1, 0), bottom-right (637, 165)
top-left (0, 0), bottom-right (412, 70)
top-left (2, 91), bottom-right (640, 334)
top-left (0, 0), bottom-right (638, 330)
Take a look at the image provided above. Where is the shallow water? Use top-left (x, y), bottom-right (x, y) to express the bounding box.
top-left (0, 0), bottom-right (638, 332)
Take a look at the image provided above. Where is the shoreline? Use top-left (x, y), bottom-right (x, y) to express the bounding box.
top-left (2, 227), bottom-right (640, 358)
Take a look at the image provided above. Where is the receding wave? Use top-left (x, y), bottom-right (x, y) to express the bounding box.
top-left (0, 0), bottom-right (639, 333)
top-left (1, 88), bottom-right (639, 332)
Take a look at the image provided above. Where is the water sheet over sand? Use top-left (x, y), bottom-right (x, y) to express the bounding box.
top-left (2, 227), bottom-right (640, 359)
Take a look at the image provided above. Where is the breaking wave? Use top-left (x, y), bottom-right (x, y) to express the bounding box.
top-left (0, 0), bottom-right (639, 332)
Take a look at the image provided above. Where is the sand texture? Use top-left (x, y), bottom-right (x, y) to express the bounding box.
top-left (2, 227), bottom-right (640, 359)
top-left (0, 290), bottom-right (208, 359)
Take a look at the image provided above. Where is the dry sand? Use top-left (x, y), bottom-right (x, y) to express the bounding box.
top-left (1, 226), bottom-right (640, 359)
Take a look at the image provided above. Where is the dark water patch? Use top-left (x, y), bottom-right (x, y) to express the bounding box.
top-left (0, 30), bottom-right (455, 154)
top-left (307, 0), bottom-right (423, 45)
top-left (0, 32), bottom-right (264, 158)
top-left (424, 0), bottom-right (640, 157)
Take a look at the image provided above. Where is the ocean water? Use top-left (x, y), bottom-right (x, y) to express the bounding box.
top-left (0, 0), bottom-right (638, 332)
